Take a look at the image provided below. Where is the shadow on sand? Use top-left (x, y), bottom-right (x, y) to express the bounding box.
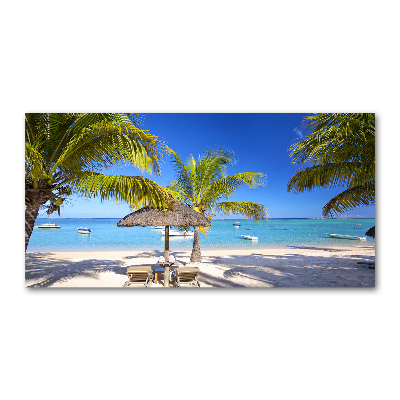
top-left (25, 252), bottom-right (127, 288)
top-left (25, 247), bottom-right (375, 288)
top-left (168, 249), bottom-right (375, 288)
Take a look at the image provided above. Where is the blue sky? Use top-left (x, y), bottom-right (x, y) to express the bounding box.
top-left (54, 113), bottom-right (375, 219)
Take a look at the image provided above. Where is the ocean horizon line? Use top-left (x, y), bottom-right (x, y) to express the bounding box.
top-left (36, 217), bottom-right (375, 220)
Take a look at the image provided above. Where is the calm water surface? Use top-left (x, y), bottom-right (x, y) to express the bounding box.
top-left (27, 218), bottom-right (375, 252)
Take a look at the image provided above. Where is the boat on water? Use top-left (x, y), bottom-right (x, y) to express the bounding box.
top-left (241, 235), bottom-right (258, 241)
top-left (37, 223), bottom-right (61, 229)
top-left (77, 227), bottom-right (91, 234)
top-left (162, 230), bottom-right (194, 236)
top-left (326, 233), bottom-right (366, 240)
top-left (233, 222), bottom-right (241, 227)
top-left (151, 226), bottom-right (165, 230)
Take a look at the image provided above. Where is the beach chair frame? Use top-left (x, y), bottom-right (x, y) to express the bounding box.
top-left (125, 266), bottom-right (153, 287)
top-left (173, 267), bottom-right (201, 287)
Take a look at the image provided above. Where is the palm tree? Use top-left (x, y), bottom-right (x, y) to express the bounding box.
top-left (167, 149), bottom-right (268, 262)
top-left (25, 113), bottom-right (170, 251)
top-left (287, 113), bottom-right (375, 217)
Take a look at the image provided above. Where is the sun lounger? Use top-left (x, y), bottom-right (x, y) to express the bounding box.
top-left (125, 266), bottom-right (153, 287)
top-left (173, 267), bottom-right (201, 287)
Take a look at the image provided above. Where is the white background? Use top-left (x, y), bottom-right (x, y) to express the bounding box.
top-left (2, 1), bottom-right (398, 399)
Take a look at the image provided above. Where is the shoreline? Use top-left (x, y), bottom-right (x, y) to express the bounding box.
top-left (26, 241), bottom-right (375, 254)
top-left (25, 242), bottom-right (376, 254)
top-left (25, 245), bottom-right (375, 288)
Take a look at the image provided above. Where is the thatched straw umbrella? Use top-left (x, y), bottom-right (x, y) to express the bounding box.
top-left (117, 201), bottom-right (211, 286)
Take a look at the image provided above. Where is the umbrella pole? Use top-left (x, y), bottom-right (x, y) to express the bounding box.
top-left (164, 225), bottom-right (170, 287)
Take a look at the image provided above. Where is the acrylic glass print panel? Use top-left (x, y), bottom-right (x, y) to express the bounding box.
top-left (25, 113), bottom-right (375, 288)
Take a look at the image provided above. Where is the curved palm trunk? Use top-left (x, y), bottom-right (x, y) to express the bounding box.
top-left (190, 226), bottom-right (202, 263)
top-left (25, 189), bottom-right (51, 251)
top-left (25, 203), bottom-right (41, 251)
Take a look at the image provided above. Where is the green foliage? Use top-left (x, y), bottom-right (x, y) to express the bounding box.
top-left (25, 113), bottom-right (171, 214)
top-left (287, 113), bottom-right (375, 216)
top-left (74, 173), bottom-right (169, 209)
top-left (168, 149), bottom-right (268, 224)
top-left (214, 202), bottom-right (268, 220)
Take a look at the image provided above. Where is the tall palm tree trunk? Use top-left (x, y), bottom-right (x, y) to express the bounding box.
top-left (25, 189), bottom-right (53, 251)
top-left (25, 203), bottom-right (41, 251)
top-left (190, 226), bottom-right (202, 263)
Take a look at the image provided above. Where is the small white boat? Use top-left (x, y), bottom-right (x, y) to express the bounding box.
top-left (162, 230), bottom-right (194, 236)
top-left (233, 222), bottom-right (241, 227)
top-left (326, 233), bottom-right (366, 240)
top-left (37, 223), bottom-right (61, 229)
top-left (241, 235), bottom-right (258, 241)
top-left (151, 226), bottom-right (165, 230)
top-left (77, 227), bottom-right (91, 234)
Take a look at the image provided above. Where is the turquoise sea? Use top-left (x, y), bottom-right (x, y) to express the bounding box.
top-left (27, 218), bottom-right (375, 252)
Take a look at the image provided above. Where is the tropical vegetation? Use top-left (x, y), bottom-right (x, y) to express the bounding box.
top-left (167, 149), bottom-right (268, 262)
top-left (287, 113), bottom-right (375, 217)
top-left (25, 113), bottom-right (170, 251)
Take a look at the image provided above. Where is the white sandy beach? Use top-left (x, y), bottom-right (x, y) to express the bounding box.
top-left (25, 244), bottom-right (375, 288)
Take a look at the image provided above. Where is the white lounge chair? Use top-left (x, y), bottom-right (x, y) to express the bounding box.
top-left (173, 267), bottom-right (201, 287)
top-left (125, 266), bottom-right (153, 287)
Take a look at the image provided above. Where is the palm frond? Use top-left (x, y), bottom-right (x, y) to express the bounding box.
top-left (287, 113), bottom-right (375, 216)
top-left (73, 173), bottom-right (170, 209)
top-left (214, 201), bottom-right (268, 220)
top-left (25, 113), bottom-right (166, 176)
top-left (25, 113), bottom-right (49, 146)
top-left (201, 172), bottom-right (266, 207)
top-left (168, 148), bottom-right (267, 222)
top-left (290, 113), bottom-right (375, 165)
top-left (194, 150), bottom-right (236, 202)
top-left (25, 142), bottom-right (47, 188)
top-left (322, 182), bottom-right (375, 216)
top-left (287, 162), bottom-right (375, 193)
top-left (169, 151), bottom-right (195, 200)
top-left (49, 120), bottom-right (165, 178)
top-left (164, 181), bottom-right (188, 203)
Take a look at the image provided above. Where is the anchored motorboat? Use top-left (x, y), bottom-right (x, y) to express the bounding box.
top-left (37, 223), bottom-right (61, 229)
top-left (77, 227), bottom-right (91, 234)
top-left (241, 235), bottom-right (258, 241)
top-left (326, 233), bottom-right (366, 240)
top-left (162, 230), bottom-right (194, 236)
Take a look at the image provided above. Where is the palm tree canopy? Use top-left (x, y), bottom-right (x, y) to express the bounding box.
top-left (168, 149), bottom-right (268, 220)
top-left (25, 113), bottom-right (171, 212)
top-left (287, 113), bottom-right (375, 216)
